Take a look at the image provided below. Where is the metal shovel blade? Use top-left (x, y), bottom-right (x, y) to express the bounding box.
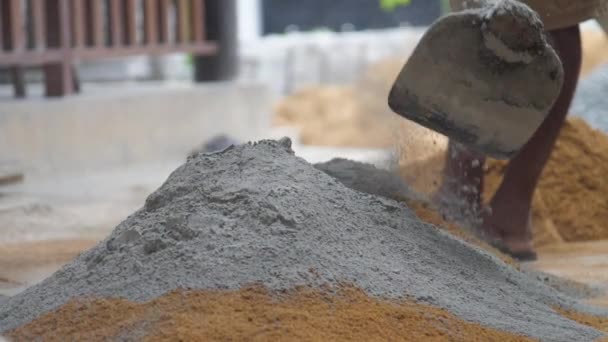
top-left (388, 1), bottom-right (564, 159)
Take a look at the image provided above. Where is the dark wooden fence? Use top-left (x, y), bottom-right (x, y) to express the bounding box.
top-left (0, 0), bottom-right (217, 98)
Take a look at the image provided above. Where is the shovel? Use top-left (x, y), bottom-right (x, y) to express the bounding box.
top-left (388, 0), bottom-right (564, 159)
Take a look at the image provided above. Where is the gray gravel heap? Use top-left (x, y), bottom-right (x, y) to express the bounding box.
top-left (0, 139), bottom-right (605, 341)
top-left (572, 63), bottom-right (608, 131)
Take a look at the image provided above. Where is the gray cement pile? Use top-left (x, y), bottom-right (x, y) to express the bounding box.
top-left (0, 139), bottom-right (606, 341)
top-left (316, 159), bottom-right (606, 301)
top-left (573, 63), bottom-right (608, 131)
top-left (314, 158), bottom-right (419, 201)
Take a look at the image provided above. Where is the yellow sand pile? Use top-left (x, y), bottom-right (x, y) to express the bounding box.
top-left (274, 85), bottom-right (396, 148)
top-left (8, 286), bottom-right (531, 341)
top-left (398, 118), bottom-right (608, 248)
top-left (486, 119), bottom-right (608, 244)
top-left (274, 57), bottom-right (447, 164)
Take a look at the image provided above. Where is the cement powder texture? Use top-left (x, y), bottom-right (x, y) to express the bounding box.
top-left (0, 139), bottom-right (605, 341)
top-left (314, 158), bottom-right (420, 202)
top-left (315, 159), bottom-right (606, 300)
top-left (572, 63), bottom-right (608, 131)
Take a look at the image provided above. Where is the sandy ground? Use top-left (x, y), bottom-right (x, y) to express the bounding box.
top-left (537, 241), bottom-right (608, 293)
top-left (0, 162), bottom-right (178, 296)
top-left (534, 240), bottom-right (608, 309)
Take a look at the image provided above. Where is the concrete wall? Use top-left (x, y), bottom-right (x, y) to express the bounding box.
top-left (0, 83), bottom-right (272, 177)
top-left (237, 0), bottom-right (263, 41)
top-left (261, 0), bottom-right (441, 33)
top-left (239, 27), bottom-right (425, 96)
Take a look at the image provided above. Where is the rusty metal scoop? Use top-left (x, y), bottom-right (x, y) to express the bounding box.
top-left (388, 0), bottom-right (564, 159)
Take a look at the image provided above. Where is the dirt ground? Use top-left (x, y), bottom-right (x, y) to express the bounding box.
top-left (2, 26), bottom-right (608, 342)
top-left (0, 240), bottom-right (97, 296)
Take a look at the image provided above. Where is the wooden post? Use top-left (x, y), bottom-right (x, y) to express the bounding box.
top-left (44, 0), bottom-right (75, 97)
top-left (86, 0), bottom-right (104, 47)
top-left (124, 0), bottom-right (137, 45)
top-left (72, 0), bottom-right (86, 47)
top-left (31, 0), bottom-right (47, 49)
top-left (0, 1), bottom-right (4, 51)
top-left (10, 66), bottom-right (26, 98)
top-left (194, 0), bottom-right (238, 82)
top-left (158, 0), bottom-right (170, 43)
top-left (109, 0), bottom-right (124, 46)
top-left (2, 0), bottom-right (26, 97)
top-left (176, 0), bottom-right (190, 43)
top-left (144, 0), bottom-right (159, 45)
top-left (191, 0), bottom-right (204, 42)
top-left (6, 0), bottom-right (23, 51)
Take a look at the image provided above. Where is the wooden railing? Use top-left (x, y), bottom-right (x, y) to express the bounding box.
top-left (0, 0), bottom-right (217, 98)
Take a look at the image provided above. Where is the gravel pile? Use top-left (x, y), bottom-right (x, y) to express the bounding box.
top-left (573, 63), bottom-right (608, 131)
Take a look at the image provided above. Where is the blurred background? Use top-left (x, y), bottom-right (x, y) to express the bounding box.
top-left (1, 0), bottom-right (608, 298)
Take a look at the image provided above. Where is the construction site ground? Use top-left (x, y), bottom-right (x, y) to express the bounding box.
top-left (3, 23), bottom-right (608, 341)
top-left (3, 153), bottom-right (608, 307)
